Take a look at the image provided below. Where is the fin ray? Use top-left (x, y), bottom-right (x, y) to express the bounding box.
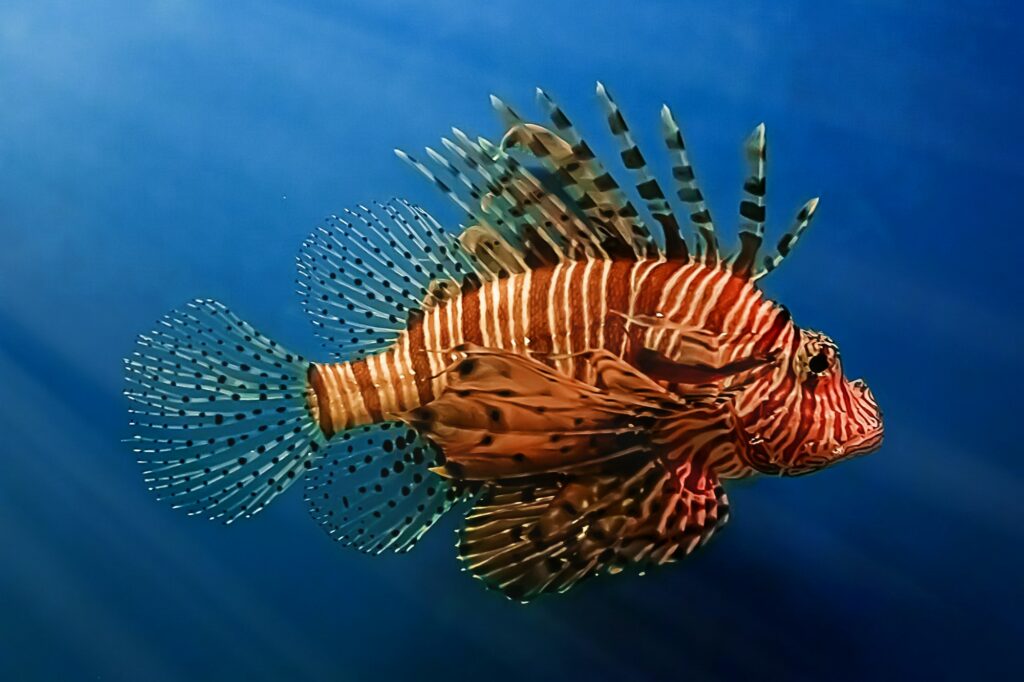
top-left (124, 299), bottom-right (324, 523)
top-left (660, 104), bottom-right (718, 263)
top-left (304, 421), bottom-right (473, 554)
top-left (595, 82), bottom-right (688, 260)
top-left (732, 123), bottom-right (767, 277)
top-left (755, 197), bottom-right (820, 279)
top-left (459, 461), bottom-right (730, 601)
top-left (296, 200), bottom-right (482, 360)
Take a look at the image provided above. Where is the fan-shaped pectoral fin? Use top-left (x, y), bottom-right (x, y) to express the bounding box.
top-left (401, 345), bottom-right (675, 480)
top-left (458, 458), bottom-right (730, 601)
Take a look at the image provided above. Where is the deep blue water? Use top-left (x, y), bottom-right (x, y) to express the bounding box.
top-left (1, 1), bottom-right (1021, 680)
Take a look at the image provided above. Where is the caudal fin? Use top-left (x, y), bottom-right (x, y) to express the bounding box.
top-left (124, 299), bottom-right (324, 523)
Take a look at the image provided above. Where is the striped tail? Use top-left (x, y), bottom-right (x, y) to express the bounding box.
top-left (300, 352), bottom-right (473, 554)
top-left (124, 299), bottom-right (325, 523)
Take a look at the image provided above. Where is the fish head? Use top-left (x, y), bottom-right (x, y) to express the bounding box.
top-left (745, 328), bottom-right (884, 476)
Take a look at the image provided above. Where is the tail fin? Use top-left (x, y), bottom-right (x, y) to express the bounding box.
top-left (124, 299), bottom-right (324, 523)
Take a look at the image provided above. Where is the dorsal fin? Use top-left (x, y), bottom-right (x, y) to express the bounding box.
top-left (531, 89), bottom-right (658, 257)
top-left (660, 104), bottom-right (719, 264)
top-left (732, 123), bottom-right (767, 277)
top-left (494, 123), bottom-right (644, 259)
top-left (595, 82), bottom-right (689, 260)
top-left (393, 148), bottom-right (530, 276)
top-left (399, 131), bottom-right (619, 266)
top-left (401, 84), bottom-right (822, 283)
top-left (754, 197), bottom-right (820, 280)
top-left (295, 200), bottom-right (489, 360)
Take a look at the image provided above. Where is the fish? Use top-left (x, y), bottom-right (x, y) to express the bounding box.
top-left (124, 83), bottom-right (884, 602)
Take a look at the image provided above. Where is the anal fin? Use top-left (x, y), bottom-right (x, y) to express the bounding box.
top-left (304, 422), bottom-right (474, 554)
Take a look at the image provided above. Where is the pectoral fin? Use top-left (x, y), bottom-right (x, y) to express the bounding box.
top-left (458, 460), bottom-right (729, 601)
top-left (402, 345), bottom-right (675, 480)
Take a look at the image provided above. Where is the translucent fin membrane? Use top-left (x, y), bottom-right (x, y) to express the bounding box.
top-left (124, 299), bottom-right (323, 523)
top-left (296, 200), bottom-right (480, 360)
top-left (304, 421), bottom-right (473, 554)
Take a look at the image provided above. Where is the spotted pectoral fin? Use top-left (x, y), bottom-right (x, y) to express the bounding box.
top-left (459, 460), bottom-right (729, 601)
top-left (402, 346), bottom-right (671, 480)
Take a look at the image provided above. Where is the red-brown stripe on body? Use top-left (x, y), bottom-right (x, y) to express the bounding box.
top-left (350, 358), bottom-right (383, 421)
top-left (307, 361), bottom-right (370, 437)
top-left (603, 260), bottom-right (635, 359)
top-left (703, 273), bottom-right (747, 333)
top-left (405, 319), bottom-right (434, 405)
top-left (637, 260), bottom-right (681, 315)
top-left (753, 306), bottom-right (791, 357)
top-left (496, 273), bottom-right (514, 351)
top-left (581, 260), bottom-right (607, 381)
top-left (562, 260), bottom-right (586, 376)
top-left (382, 345), bottom-right (408, 411)
top-left (527, 266), bottom-right (554, 356)
top-left (654, 264), bottom-right (715, 356)
top-left (461, 282), bottom-right (483, 347)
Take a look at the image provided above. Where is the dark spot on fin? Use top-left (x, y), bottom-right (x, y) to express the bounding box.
top-left (304, 421), bottom-right (474, 554)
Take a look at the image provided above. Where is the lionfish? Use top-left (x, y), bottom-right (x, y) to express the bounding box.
top-left (125, 83), bottom-right (884, 601)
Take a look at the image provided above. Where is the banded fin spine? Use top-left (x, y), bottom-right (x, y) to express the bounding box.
top-left (401, 84), bottom-right (824, 285)
top-left (396, 144), bottom-right (533, 274)
top-left (494, 93), bottom-right (652, 257)
top-left (755, 197), bottom-right (820, 279)
top-left (533, 87), bottom-right (655, 255)
top-left (660, 104), bottom-right (718, 263)
top-left (452, 131), bottom-right (570, 264)
top-left (733, 123), bottom-right (767, 276)
top-left (595, 82), bottom-right (689, 260)
top-left (124, 299), bottom-right (323, 523)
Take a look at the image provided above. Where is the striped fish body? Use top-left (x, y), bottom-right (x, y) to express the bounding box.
top-left (308, 258), bottom-right (786, 448)
top-left (126, 83), bottom-right (883, 602)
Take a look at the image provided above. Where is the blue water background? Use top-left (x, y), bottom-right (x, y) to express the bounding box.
top-left (1, 1), bottom-right (1021, 679)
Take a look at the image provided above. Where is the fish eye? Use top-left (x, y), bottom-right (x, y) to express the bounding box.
top-left (808, 352), bottom-right (830, 374)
